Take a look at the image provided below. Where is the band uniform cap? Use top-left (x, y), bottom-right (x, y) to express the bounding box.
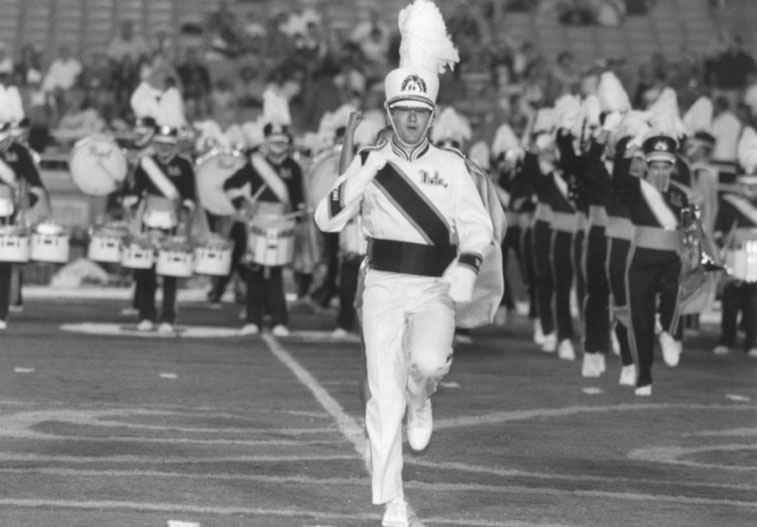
top-left (642, 134), bottom-right (677, 164)
top-left (153, 125), bottom-right (179, 144)
top-left (385, 67), bottom-right (438, 110)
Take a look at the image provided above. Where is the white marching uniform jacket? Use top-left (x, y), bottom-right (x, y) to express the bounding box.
top-left (315, 139), bottom-right (494, 278)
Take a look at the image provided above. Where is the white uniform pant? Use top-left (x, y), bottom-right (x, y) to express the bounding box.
top-left (361, 269), bottom-right (455, 504)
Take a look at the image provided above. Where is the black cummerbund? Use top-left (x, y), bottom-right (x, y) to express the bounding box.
top-left (367, 238), bottom-right (457, 277)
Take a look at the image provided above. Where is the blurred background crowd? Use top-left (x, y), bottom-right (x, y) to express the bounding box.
top-left (0, 0), bottom-right (754, 158)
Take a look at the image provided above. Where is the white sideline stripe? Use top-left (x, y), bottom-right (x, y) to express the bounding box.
top-left (0, 499), bottom-right (380, 523)
top-left (629, 444), bottom-right (757, 471)
top-left (0, 454), bottom-right (357, 464)
top-left (405, 481), bottom-right (757, 508)
top-left (0, 468), bottom-right (368, 486)
top-left (13, 367), bottom-right (35, 373)
top-left (261, 335), bottom-right (431, 526)
top-left (0, 433), bottom-right (346, 447)
top-left (434, 403), bottom-right (757, 430)
top-left (407, 459), bottom-right (757, 491)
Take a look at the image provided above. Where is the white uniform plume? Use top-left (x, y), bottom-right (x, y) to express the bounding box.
top-left (130, 81), bottom-right (162, 120)
top-left (155, 87), bottom-right (187, 129)
top-left (0, 86), bottom-right (12, 124)
top-left (683, 96), bottom-right (714, 137)
top-left (431, 106), bottom-right (471, 145)
top-left (6, 86), bottom-right (25, 123)
top-left (261, 87), bottom-right (291, 127)
top-left (398, 0), bottom-right (459, 74)
top-left (597, 71), bottom-right (631, 114)
top-left (737, 127), bottom-right (757, 175)
top-left (553, 94), bottom-right (582, 131)
top-left (646, 88), bottom-right (687, 139)
top-left (491, 123), bottom-right (521, 159)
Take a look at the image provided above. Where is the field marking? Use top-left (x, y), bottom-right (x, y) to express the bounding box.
top-left (0, 453), bottom-right (358, 464)
top-left (261, 334), bottom-right (429, 527)
top-left (629, 443), bottom-right (757, 471)
top-left (59, 323), bottom-right (241, 339)
top-left (406, 459), bottom-right (757, 491)
top-left (434, 403), bottom-right (757, 430)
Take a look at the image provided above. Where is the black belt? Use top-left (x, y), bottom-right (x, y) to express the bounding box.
top-left (367, 238), bottom-right (456, 277)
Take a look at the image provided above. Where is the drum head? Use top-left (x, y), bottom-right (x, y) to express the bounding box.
top-left (196, 151), bottom-right (246, 216)
top-left (305, 148), bottom-right (341, 210)
top-left (69, 135), bottom-right (128, 196)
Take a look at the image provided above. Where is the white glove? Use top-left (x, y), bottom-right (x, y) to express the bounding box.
top-left (122, 195), bottom-right (139, 208)
top-left (442, 265), bottom-right (477, 304)
top-left (343, 152), bottom-right (387, 204)
top-left (602, 112), bottom-right (624, 133)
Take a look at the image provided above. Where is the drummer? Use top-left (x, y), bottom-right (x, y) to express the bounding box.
top-left (124, 122), bottom-right (196, 334)
top-left (224, 98), bottom-right (305, 337)
top-left (0, 86), bottom-right (47, 330)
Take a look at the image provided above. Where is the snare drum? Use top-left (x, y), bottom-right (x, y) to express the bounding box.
top-left (195, 149), bottom-right (247, 216)
top-left (0, 226), bottom-right (30, 263)
top-left (725, 242), bottom-right (757, 283)
top-left (69, 134), bottom-right (128, 196)
top-left (247, 216), bottom-right (296, 267)
top-left (121, 235), bottom-right (156, 269)
top-left (156, 237), bottom-right (194, 277)
top-left (193, 234), bottom-right (233, 276)
top-left (30, 222), bottom-right (70, 263)
top-left (88, 224), bottom-right (129, 263)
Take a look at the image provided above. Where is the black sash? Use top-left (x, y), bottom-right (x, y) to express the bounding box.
top-left (372, 161), bottom-right (450, 245)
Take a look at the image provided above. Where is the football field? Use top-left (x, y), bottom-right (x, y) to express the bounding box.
top-left (0, 295), bottom-right (755, 527)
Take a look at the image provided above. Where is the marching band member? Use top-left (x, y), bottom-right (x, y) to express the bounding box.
top-left (225, 88), bottom-right (305, 337)
top-left (314, 2), bottom-right (494, 524)
top-left (0, 85), bottom-right (47, 330)
top-left (613, 129), bottom-right (689, 396)
top-left (683, 96), bottom-right (720, 236)
top-left (713, 127), bottom-right (757, 358)
top-left (524, 108), bottom-right (577, 360)
top-left (491, 122), bottom-right (531, 326)
top-left (605, 111), bottom-right (652, 386)
top-left (125, 89), bottom-right (196, 334)
top-left (525, 110), bottom-right (558, 353)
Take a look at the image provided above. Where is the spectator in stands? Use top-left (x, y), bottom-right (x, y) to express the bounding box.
top-left (349, 8), bottom-right (391, 82)
top-left (177, 48), bottom-right (212, 121)
top-left (106, 19), bottom-right (150, 63)
top-left (552, 0), bottom-right (596, 26)
top-left (111, 54), bottom-right (141, 119)
top-left (708, 35), bottom-right (757, 110)
top-left (235, 64), bottom-right (264, 110)
top-left (546, 51), bottom-right (580, 101)
top-left (13, 44), bottom-right (43, 88)
top-left (209, 78), bottom-right (238, 127)
top-left (41, 46), bottom-right (82, 94)
top-left (625, 0), bottom-right (655, 16)
top-left (0, 42), bottom-right (13, 78)
top-left (595, 0), bottom-right (626, 26)
top-left (80, 51), bottom-right (116, 124)
top-left (56, 89), bottom-right (107, 138)
top-left (302, 57), bottom-right (342, 132)
top-left (206, 0), bottom-right (247, 57)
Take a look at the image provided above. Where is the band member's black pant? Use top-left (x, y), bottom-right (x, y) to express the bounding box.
top-left (520, 225), bottom-right (538, 318)
top-left (501, 225), bottom-right (522, 311)
top-left (136, 268), bottom-right (178, 324)
top-left (719, 281), bottom-right (757, 351)
top-left (245, 265), bottom-right (287, 328)
top-left (606, 237), bottom-right (633, 366)
top-left (312, 232), bottom-right (339, 308)
top-left (210, 220), bottom-right (248, 301)
top-left (336, 255), bottom-right (363, 331)
top-left (551, 229), bottom-right (575, 341)
top-left (626, 246), bottom-right (682, 387)
top-left (583, 226), bottom-right (610, 354)
top-left (572, 226), bottom-right (586, 323)
top-left (533, 220), bottom-right (555, 335)
top-left (0, 262), bottom-right (12, 322)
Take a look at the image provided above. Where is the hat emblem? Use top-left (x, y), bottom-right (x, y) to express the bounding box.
top-left (654, 140), bottom-right (669, 151)
top-left (401, 75), bottom-right (427, 94)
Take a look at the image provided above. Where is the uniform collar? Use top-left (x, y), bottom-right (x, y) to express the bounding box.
top-left (390, 136), bottom-right (430, 162)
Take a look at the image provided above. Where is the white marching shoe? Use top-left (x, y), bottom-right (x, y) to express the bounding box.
top-left (137, 320), bottom-right (154, 332)
top-left (382, 497), bottom-right (409, 527)
top-left (540, 332), bottom-right (557, 353)
top-left (406, 399), bottom-right (433, 452)
top-left (557, 339), bottom-right (576, 361)
top-left (581, 353), bottom-right (606, 377)
top-left (157, 322), bottom-right (174, 334)
top-left (713, 345), bottom-right (730, 355)
top-left (658, 331), bottom-right (682, 367)
top-left (619, 364), bottom-right (636, 386)
top-left (533, 319), bottom-right (546, 345)
top-left (331, 327), bottom-right (350, 339)
top-left (272, 324), bottom-right (290, 337)
top-left (0, 320), bottom-right (7, 330)
top-left (239, 323), bottom-right (260, 336)
top-left (635, 384), bottom-right (652, 397)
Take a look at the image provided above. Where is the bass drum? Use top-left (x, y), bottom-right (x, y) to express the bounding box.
top-left (195, 149), bottom-right (247, 216)
top-left (69, 134), bottom-right (128, 196)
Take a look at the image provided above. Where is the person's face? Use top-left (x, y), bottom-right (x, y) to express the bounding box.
top-left (154, 141), bottom-right (178, 162)
top-left (646, 160), bottom-right (674, 191)
top-left (389, 105), bottom-right (433, 146)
